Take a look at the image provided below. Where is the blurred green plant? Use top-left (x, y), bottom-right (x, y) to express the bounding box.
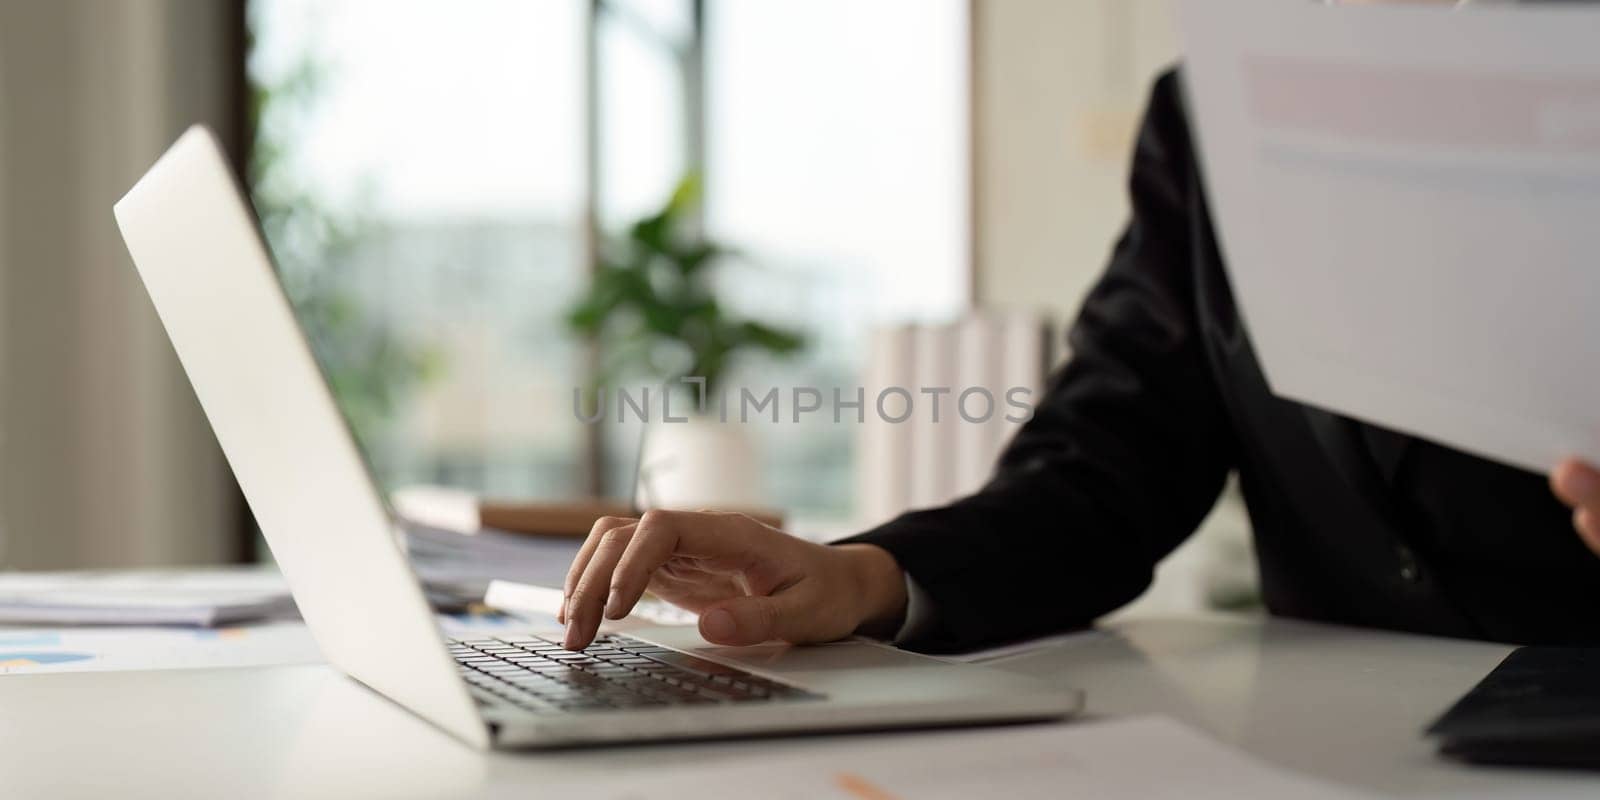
top-left (566, 175), bottom-right (805, 398)
top-left (245, 17), bottom-right (438, 450)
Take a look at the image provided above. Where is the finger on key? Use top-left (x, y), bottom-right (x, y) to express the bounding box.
top-left (605, 510), bottom-right (694, 620)
top-left (561, 515), bottom-right (635, 624)
top-left (564, 521), bottom-right (638, 650)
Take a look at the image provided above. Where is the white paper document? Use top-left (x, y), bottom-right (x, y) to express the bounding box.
top-left (485, 579), bottom-right (697, 627)
top-left (606, 716), bottom-right (1372, 800)
top-left (0, 568), bottom-right (296, 626)
top-left (1178, 0), bottom-right (1600, 474)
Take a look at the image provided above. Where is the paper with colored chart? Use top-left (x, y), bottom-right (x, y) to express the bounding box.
top-left (0, 610), bottom-right (547, 675)
top-left (605, 716), bottom-right (1373, 800)
top-left (0, 622), bottom-right (321, 674)
top-left (1179, 0), bottom-right (1600, 474)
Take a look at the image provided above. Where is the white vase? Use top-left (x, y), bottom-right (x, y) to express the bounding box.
top-left (634, 414), bottom-right (764, 511)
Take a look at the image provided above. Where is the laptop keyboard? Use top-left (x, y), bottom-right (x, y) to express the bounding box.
top-left (449, 632), bottom-right (823, 714)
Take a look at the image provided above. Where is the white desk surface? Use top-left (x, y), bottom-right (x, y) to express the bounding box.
top-left (0, 613), bottom-right (1591, 799)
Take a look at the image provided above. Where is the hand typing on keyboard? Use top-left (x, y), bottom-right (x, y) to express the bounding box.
top-left (559, 510), bottom-right (908, 651)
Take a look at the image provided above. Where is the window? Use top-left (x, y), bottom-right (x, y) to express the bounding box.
top-left (703, 0), bottom-right (969, 524)
top-left (249, 0), bottom-right (968, 526)
top-left (249, 0), bottom-right (588, 498)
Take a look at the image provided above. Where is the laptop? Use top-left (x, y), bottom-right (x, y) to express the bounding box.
top-left (112, 126), bottom-right (1083, 749)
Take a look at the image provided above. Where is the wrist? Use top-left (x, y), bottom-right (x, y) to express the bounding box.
top-left (834, 543), bottom-right (908, 638)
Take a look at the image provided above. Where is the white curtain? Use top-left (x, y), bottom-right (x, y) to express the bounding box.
top-left (0, 1), bottom-right (240, 568)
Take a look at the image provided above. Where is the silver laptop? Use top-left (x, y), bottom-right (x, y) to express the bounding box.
top-left (112, 125), bottom-right (1082, 749)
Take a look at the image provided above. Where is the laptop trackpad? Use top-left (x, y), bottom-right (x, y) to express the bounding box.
top-left (694, 640), bottom-right (927, 672)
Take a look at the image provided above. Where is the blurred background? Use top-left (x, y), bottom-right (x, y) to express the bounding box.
top-left (0, 0), bottom-right (1251, 616)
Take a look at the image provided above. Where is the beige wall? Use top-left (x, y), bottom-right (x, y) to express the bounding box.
top-left (0, 1), bottom-right (240, 568)
top-left (971, 0), bottom-right (1180, 321)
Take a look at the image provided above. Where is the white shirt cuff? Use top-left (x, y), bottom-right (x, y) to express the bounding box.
top-left (890, 572), bottom-right (938, 645)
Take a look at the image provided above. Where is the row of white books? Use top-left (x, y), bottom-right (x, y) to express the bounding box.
top-left (856, 313), bottom-right (1056, 527)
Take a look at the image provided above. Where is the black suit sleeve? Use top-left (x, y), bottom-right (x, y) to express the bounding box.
top-left (837, 70), bottom-right (1236, 653)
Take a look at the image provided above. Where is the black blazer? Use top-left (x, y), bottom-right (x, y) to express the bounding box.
top-left (843, 69), bottom-right (1600, 654)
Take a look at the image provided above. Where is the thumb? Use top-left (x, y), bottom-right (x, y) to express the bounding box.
top-left (698, 590), bottom-right (818, 646)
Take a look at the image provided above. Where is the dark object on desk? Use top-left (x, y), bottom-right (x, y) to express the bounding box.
top-left (1428, 646), bottom-right (1600, 768)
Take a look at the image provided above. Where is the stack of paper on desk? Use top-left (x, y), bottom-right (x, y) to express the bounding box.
top-left (484, 579), bottom-right (697, 627)
top-left (0, 569), bottom-right (295, 626)
top-left (404, 522), bottom-right (580, 601)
